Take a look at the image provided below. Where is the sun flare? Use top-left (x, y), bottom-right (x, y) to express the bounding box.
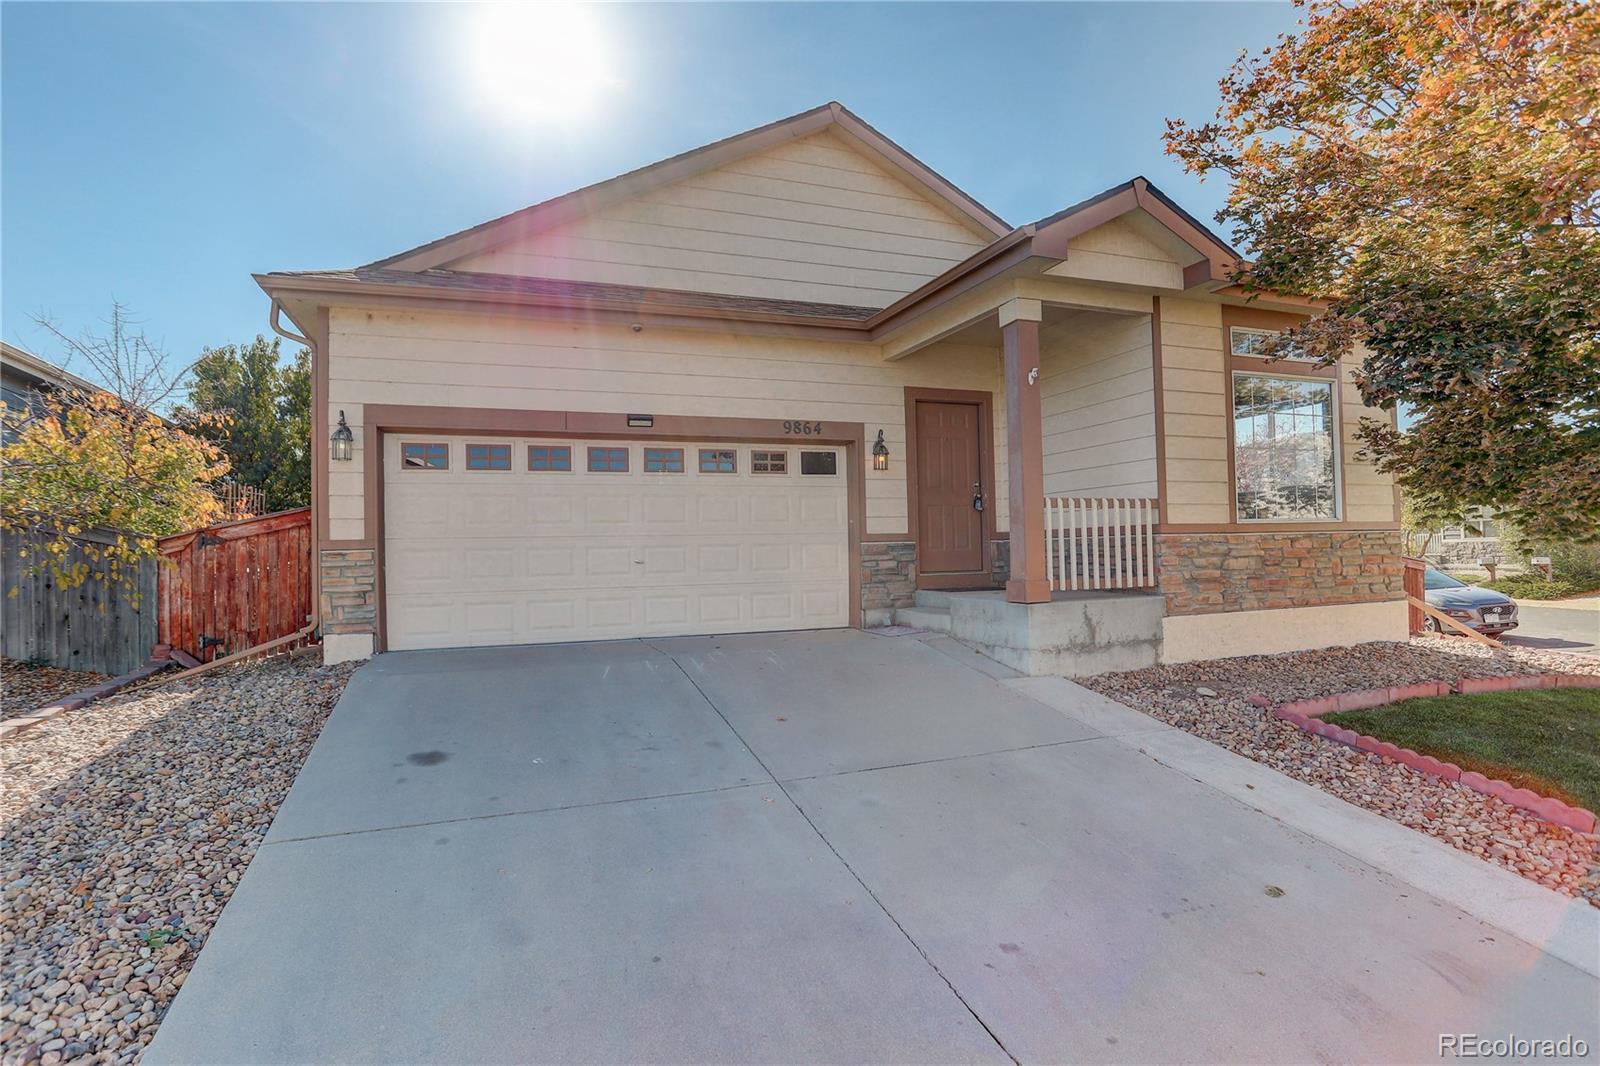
top-left (469, 2), bottom-right (618, 124)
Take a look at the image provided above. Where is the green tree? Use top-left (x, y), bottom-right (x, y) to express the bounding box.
top-left (177, 335), bottom-right (312, 512)
top-left (1165, 0), bottom-right (1600, 541)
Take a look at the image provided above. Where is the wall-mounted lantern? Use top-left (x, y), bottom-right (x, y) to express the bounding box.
top-left (872, 429), bottom-right (890, 471)
top-left (331, 410), bottom-right (354, 461)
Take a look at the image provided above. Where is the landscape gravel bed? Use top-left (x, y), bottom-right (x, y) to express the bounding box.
top-left (2, 663), bottom-right (113, 722)
top-left (0, 653), bottom-right (356, 1066)
top-left (1080, 636), bottom-right (1600, 909)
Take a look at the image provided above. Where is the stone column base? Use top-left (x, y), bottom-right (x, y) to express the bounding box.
top-left (319, 548), bottom-right (377, 661)
top-left (861, 541), bottom-right (916, 627)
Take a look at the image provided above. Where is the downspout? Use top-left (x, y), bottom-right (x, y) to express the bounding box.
top-left (268, 298), bottom-right (324, 643)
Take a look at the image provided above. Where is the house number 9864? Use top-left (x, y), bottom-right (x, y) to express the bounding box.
top-left (782, 420), bottom-right (823, 435)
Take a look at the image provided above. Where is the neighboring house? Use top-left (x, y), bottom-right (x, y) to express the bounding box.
top-left (257, 102), bottom-right (1405, 669)
top-left (0, 341), bottom-right (102, 443)
top-left (1420, 506), bottom-right (1507, 568)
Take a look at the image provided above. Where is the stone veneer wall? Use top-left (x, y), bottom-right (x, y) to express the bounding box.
top-left (860, 541), bottom-right (917, 615)
top-left (319, 549), bottom-right (378, 636)
top-left (989, 539), bottom-right (1010, 587)
top-left (1157, 530), bottom-right (1404, 617)
top-left (1428, 539), bottom-right (1507, 567)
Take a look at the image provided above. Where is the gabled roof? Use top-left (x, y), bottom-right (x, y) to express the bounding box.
top-left (259, 174), bottom-right (1260, 341)
top-left (367, 101), bottom-right (1011, 273)
top-left (1026, 176), bottom-right (1241, 276)
top-left (0, 340), bottom-right (102, 395)
top-left (862, 176), bottom-right (1245, 332)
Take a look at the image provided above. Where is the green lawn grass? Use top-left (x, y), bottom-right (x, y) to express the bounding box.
top-left (1326, 688), bottom-right (1600, 812)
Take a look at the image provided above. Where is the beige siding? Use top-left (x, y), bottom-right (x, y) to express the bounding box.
top-left (1045, 216), bottom-right (1184, 291)
top-left (1039, 311), bottom-right (1157, 498)
top-left (444, 129), bottom-right (992, 308)
top-left (1158, 298), bottom-right (1230, 523)
top-left (324, 308), bottom-right (1005, 542)
top-left (1158, 300), bottom-right (1398, 526)
top-left (1339, 351), bottom-right (1399, 524)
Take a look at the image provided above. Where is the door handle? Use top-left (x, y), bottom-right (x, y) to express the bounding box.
top-left (972, 482), bottom-right (984, 513)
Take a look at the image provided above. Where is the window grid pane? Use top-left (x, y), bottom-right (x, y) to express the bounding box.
top-left (587, 446), bottom-right (629, 472)
top-left (1232, 374), bottom-right (1337, 520)
top-left (751, 450), bottom-right (787, 474)
top-left (698, 448), bottom-right (737, 473)
top-left (1230, 327), bottom-right (1273, 357)
top-left (466, 444), bottom-right (512, 471)
top-left (528, 445), bottom-right (572, 471)
top-left (401, 442), bottom-right (449, 469)
top-left (644, 447), bottom-right (685, 473)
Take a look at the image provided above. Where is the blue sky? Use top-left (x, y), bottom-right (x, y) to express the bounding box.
top-left (2, 2), bottom-right (1298, 377)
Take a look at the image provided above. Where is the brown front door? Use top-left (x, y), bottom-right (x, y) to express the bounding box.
top-left (915, 401), bottom-right (984, 574)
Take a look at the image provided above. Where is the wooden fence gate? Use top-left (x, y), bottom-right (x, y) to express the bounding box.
top-left (158, 507), bottom-right (313, 662)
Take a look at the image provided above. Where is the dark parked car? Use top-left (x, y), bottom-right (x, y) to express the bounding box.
top-left (1423, 568), bottom-right (1518, 634)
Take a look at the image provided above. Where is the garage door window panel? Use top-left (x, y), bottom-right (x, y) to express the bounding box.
top-left (752, 450), bottom-right (788, 475)
top-left (644, 447), bottom-right (685, 473)
top-left (800, 451), bottom-right (838, 476)
top-left (401, 442), bottom-right (449, 470)
top-left (466, 444), bottom-right (512, 471)
top-left (528, 445), bottom-right (572, 472)
top-left (699, 449), bottom-right (737, 474)
top-left (588, 447), bottom-right (630, 473)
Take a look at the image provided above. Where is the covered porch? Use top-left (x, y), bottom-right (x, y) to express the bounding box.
top-left (886, 281), bottom-right (1166, 607)
top-left (881, 284), bottom-right (1169, 676)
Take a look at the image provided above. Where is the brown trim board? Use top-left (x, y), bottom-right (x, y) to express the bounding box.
top-left (1151, 296), bottom-right (1168, 525)
top-left (357, 404), bottom-right (869, 651)
top-left (1157, 522), bottom-right (1401, 534)
top-left (1220, 304), bottom-right (1311, 334)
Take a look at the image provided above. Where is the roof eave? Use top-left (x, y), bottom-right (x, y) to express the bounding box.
top-left (254, 272), bottom-right (878, 335)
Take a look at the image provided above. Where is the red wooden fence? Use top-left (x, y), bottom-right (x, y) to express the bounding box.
top-left (1402, 555), bottom-right (1427, 634)
top-left (158, 507), bottom-right (313, 662)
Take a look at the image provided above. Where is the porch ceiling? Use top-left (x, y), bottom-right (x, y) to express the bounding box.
top-left (915, 302), bottom-right (1117, 351)
top-left (879, 275), bottom-right (1153, 362)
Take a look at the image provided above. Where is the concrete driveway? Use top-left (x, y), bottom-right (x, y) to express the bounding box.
top-left (150, 630), bottom-right (1596, 1064)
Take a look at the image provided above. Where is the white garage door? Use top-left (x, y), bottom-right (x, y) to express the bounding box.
top-left (382, 435), bottom-right (849, 651)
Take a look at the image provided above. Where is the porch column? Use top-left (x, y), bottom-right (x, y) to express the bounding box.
top-left (1001, 298), bottom-right (1050, 603)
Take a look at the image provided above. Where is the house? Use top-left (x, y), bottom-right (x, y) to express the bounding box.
top-left (1, 341), bottom-right (102, 443)
top-left (1420, 506), bottom-right (1509, 570)
top-left (256, 102), bottom-right (1406, 671)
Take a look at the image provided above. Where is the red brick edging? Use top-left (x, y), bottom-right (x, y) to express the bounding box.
top-left (1258, 674), bottom-right (1600, 834)
top-left (0, 659), bottom-right (175, 741)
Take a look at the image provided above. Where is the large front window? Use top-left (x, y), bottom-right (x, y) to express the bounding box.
top-left (1233, 374), bottom-right (1338, 521)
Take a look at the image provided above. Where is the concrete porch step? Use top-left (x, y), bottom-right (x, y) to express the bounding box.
top-left (893, 605), bottom-right (953, 633)
top-left (913, 590), bottom-right (955, 609)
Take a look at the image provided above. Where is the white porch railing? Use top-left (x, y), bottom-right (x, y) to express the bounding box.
top-left (1044, 496), bottom-right (1159, 591)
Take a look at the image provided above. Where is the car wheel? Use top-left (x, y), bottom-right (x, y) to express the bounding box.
top-left (1425, 616), bottom-right (1442, 633)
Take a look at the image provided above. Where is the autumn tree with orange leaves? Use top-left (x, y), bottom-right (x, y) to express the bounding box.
top-left (1166, 0), bottom-right (1600, 540)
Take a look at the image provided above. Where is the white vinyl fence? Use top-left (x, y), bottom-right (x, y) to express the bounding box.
top-left (1043, 496), bottom-right (1158, 591)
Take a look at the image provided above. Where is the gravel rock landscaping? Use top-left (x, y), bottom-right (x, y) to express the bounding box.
top-left (2, 664), bottom-right (113, 722)
top-left (1, 653), bottom-right (356, 1066)
top-left (1080, 635), bottom-right (1600, 909)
